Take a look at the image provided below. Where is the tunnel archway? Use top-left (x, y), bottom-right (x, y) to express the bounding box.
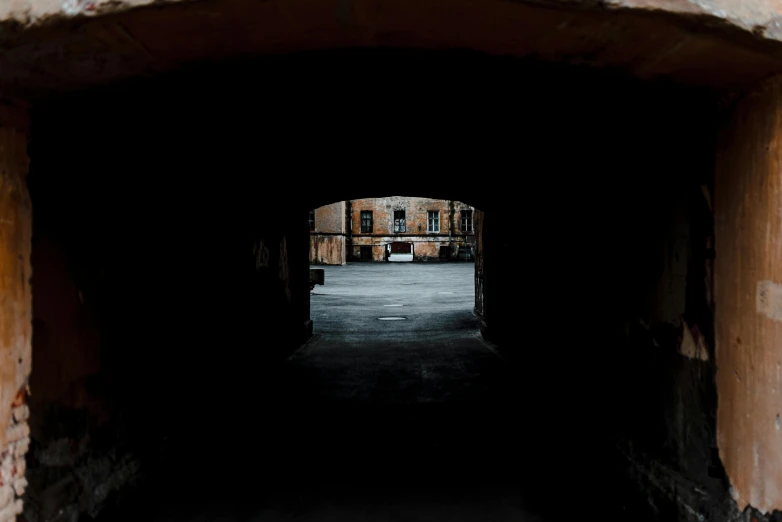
top-left (20, 46), bottom-right (732, 522)
top-left (5, 0), bottom-right (782, 102)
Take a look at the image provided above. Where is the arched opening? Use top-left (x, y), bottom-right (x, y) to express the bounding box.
top-left (21, 46), bottom-right (727, 521)
top-left (294, 196), bottom-right (502, 519)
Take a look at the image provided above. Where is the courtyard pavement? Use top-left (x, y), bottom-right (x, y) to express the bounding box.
top-left (102, 262), bottom-right (543, 522)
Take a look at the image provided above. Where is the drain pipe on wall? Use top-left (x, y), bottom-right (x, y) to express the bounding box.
top-left (449, 200), bottom-right (454, 258)
top-left (346, 200), bottom-right (353, 261)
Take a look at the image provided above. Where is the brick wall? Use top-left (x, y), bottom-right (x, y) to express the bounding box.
top-left (313, 202), bottom-right (345, 234)
top-left (310, 202), bottom-right (347, 264)
top-left (0, 399), bottom-right (29, 521)
top-left (349, 197), bottom-right (474, 261)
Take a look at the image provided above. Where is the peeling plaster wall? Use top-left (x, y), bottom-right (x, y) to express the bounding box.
top-left (0, 103), bottom-right (32, 522)
top-left (350, 235), bottom-right (467, 262)
top-left (715, 76), bottom-right (782, 516)
top-left (310, 235), bottom-right (345, 265)
top-left (310, 202), bottom-right (346, 265)
top-left (349, 198), bottom-right (474, 262)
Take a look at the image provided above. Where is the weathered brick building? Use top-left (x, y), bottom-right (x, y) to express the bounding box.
top-left (309, 202), bottom-right (347, 265)
top-left (310, 197), bottom-right (475, 264)
top-left (350, 197), bottom-right (475, 262)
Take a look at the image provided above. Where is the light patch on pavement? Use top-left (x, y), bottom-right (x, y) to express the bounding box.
top-left (383, 304), bottom-right (404, 307)
top-left (438, 292), bottom-right (454, 295)
top-left (378, 317), bottom-right (407, 321)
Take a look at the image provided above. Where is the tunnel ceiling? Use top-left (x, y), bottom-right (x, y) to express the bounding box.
top-left (30, 37), bottom-right (714, 211)
top-left (30, 43), bottom-right (718, 216)
top-left (5, 0), bottom-right (782, 102)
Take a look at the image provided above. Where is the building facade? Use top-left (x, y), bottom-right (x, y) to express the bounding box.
top-left (309, 201), bottom-right (348, 265)
top-left (310, 197), bottom-right (475, 264)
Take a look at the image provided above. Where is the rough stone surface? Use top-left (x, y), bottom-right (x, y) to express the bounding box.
top-left (0, 405), bottom-right (30, 522)
top-left (5, 0), bottom-right (782, 101)
top-left (5, 0), bottom-right (782, 43)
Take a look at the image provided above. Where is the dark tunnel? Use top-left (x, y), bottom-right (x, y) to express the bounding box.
top-left (23, 48), bottom-right (728, 522)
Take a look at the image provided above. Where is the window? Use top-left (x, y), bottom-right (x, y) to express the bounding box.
top-left (309, 210), bottom-right (315, 232)
top-left (360, 211), bottom-right (373, 233)
top-left (394, 210), bottom-right (406, 233)
top-left (461, 209), bottom-right (473, 233)
top-left (427, 211), bottom-right (440, 233)
top-left (360, 246), bottom-right (373, 260)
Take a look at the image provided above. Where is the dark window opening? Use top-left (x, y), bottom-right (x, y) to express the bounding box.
top-left (390, 242), bottom-right (412, 254)
top-left (309, 210), bottom-right (315, 232)
top-left (360, 246), bottom-right (373, 260)
top-left (439, 246), bottom-right (451, 259)
top-left (461, 210), bottom-right (473, 233)
top-left (394, 210), bottom-right (406, 233)
top-left (361, 211), bottom-right (373, 233)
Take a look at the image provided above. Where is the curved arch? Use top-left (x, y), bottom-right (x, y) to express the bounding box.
top-left (307, 194), bottom-right (484, 213)
top-left (6, 0), bottom-right (782, 100)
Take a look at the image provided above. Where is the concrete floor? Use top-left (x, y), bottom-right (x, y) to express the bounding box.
top-left (100, 262), bottom-right (548, 522)
top-left (301, 261), bottom-right (507, 404)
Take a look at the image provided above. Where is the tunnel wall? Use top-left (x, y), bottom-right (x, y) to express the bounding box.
top-left (0, 101), bottom-right (32, 522)
top-left (472, 80), bottom-right (740, 520)
top-left (715, 76), bottom-right (782, 516)
top-left (24, 50), bottom-right (776, 521)
top-left (479, 178), bottom-right (728, 520)
top-left (26, 231), bottom-right (140, 522)
top-left (26, 87), bottom-right (313, 520)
